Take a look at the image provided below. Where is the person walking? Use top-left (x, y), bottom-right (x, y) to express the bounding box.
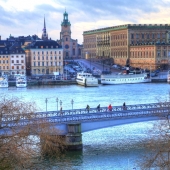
top-left (60, 106), bottom-right (63, 115)
top-left (123, 102), bottom-right (127, 110)
top-left (86, 104), bottom-right (90, 113)
top-left (97, 104), bottom-right (100, 112)
top-left (108, 104), bottom-right (112, 111)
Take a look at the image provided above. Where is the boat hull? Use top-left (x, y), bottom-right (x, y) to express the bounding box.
top-left (76, 78), bottom-right (98, 87)
top-left (101, 74), bottom-right (151, 85)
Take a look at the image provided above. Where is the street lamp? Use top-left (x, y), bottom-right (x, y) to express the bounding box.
top-left (45, 98), bottom-right (48, 112)
top-left (56, 97), bottom-right (58, 111)
top-left (71, 99), bottom-right (74, 110)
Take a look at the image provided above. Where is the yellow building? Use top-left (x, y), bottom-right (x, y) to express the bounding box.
top-left (83, 24), bottom-right (170, 70)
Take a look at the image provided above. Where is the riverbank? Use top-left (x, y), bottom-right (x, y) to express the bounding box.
top-left (8, 80), bottom-right (78, 86)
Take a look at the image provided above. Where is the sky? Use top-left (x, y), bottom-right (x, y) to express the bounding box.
top-left (0, 0), bottom-right (170, 44)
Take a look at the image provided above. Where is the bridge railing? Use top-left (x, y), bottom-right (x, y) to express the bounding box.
top-left (1, 102), bottom-right (170, 122)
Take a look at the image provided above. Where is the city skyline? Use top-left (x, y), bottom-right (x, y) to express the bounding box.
top-left (0, 0), bottom-right (170, 44)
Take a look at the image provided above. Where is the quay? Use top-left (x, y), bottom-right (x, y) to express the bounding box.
top-left (8, 79), bottom-right (77, 86)
top-left (1, 102), bottom-right (170, 150)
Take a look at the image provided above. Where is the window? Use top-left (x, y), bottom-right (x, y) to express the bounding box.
top-left (42, 56), bottom-right (44, 60)
top-left (16, 60), bottom-right (19, 63)
top-left (12, 66), bottom-right (14, 69)
top-left (66, 37), bottom-right (68, 41)
top-left (38, 62), bottom-right (40, 66)
top-left (59, 51), bottom-right (61, 54)
top-left (21, 60), bottom-right (24, 63)
top-left (51, 62), bottom-right (53, 66)
top-left (21, 55), bottom-right (23, 58)
top-left (50, 51), bottom-right (52, 54)
top-left (22, 66), bottom-right (24, 69)
top-left (3, 66), bottom-right (5, 69)
top-left (6, 60), bottom-right (8, 64)
top-left (42, 51), bottom-right (44, 54)
top-left (42, 62), bottom-right (44, 66)
top-left (34, 56), bottom-right (36, 60)
top-left (46, 62), bottom-right (48, 66)
top-left (164, 51), bottom-right (166, 57)
top-left (142, 34), bottom-right (144, 39)
top-left (59, 56), bottom-right (61, 60)
top-left (46, 56), bottom-right (48, 60)
top-left (7, 66), bottom-right (8, 69)
top-left (16, 56), bottom-right (18, 58)
top-left (17, 66), bottom-right (19, 69)
top-left (51, 56), bottom-right (52, 60)
top-left (38, 56), bottom-right (40, 60)
top-left (34, 62), bottom-right (36, 66)
top-left (131, 34), bottom-right (134, 39)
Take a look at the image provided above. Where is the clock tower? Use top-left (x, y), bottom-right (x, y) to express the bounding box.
top-left (60, 11), bottom-right (72, 59)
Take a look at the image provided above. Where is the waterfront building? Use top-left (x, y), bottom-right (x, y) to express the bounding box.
top-left (30, 40), bottom-right (63, 76)
top-left (9, 42), bottom-right (26, 75)
top-left (83, 24), bottom-right (170, 70)
top-left (0, 41), bottom-right (26, 76)
top-left (57, 11), bottom-right (83, 59)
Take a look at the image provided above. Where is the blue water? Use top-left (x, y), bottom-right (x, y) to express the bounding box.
top-left (1, 83), bottom-right (169, 169)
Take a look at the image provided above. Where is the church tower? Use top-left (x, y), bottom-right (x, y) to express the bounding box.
top-left (60, 10), bottom-right (71, 40)
top-left (60, 10), bottom-right (72, 59)
top-left (42, 16), bottom-right (48, 40)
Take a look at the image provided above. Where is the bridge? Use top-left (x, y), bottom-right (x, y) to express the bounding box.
top-left (1, 102), bottom-right (170, 150)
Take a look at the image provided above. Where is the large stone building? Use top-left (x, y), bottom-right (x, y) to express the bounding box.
top-left (29, 40), bottom-right (63, 76)
top-left (83, 24), bottom-right (170, 70)
top-left (57, 11), bottom-right (83, 59)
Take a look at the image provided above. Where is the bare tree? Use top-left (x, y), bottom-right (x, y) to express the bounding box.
top-left (0, 95), bottom-right (66, 170)
top-left (138, 102), bottom-right (170, 170)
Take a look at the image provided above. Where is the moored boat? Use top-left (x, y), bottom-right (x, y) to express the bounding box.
top-left (101, 72), bottom-right (151, 85)
top-left (76, 72), bottom-right (98, 87)
top-left (16, 76), bottom-right (27, 87)
top-left (0, 77), bottom-right (8, 88)
top-left (167, 70), bottom-right (170, 83)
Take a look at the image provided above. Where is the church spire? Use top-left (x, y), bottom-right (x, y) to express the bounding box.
top-left (42, 15), bottom-right (48, 40)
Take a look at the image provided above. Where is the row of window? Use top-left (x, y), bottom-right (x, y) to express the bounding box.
top-left (33, 51), bottom-right (62, 55)
top-left (131, 33), bottom-right (167, 39)
top-left (11, 66), bottom-right (25, 69)
top-left (33, 56), bottom-right (61, 60)
top-left (0, 60), bottom-right (8, 64)
top-left (33, 62), bottom-right (62, 67)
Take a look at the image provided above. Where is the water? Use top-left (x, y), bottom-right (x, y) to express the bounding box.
top-left (1, 83), bottom-right (170, 169)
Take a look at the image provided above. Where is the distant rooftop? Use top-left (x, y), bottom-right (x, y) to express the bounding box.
top-left (83, 24), bottom-right (170, 35)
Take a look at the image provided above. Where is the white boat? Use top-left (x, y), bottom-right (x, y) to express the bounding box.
top-left (0, 77), bottom-right (8, 88)
top-left (167, 70), bottom-right (170, 83)
top-left (101, 72), bottom-right (151, 85)
top-left (16, 76), bottom-right (27, 87)
top-left (76, 72), bottom-right (99, 87)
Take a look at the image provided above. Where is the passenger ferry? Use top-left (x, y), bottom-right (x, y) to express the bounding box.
top-left (0, 77), bottom-right (8, 88)
top-left (76, 72), bottom-right (99, 87)
top-left (101, 72), bottom-right (151, 85)
top-left (16, 76), bottom-right (27, 87)
top-left (167, 70), bottom-right (170, 83)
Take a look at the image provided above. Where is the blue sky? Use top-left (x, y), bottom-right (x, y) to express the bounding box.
top-left (0, 0), bottom-right (170, 44)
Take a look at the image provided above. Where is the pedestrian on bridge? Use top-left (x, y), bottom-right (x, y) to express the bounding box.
top-left (86, 104), bottom-right (90, 113)
top-left (60, 106), bottom-right (63, 115)
top-left (123, 102), bottom-right (127, 110)
top-left (97, 104), bottom-right (100, 111)
top-left (108, 104), bottom-right (112, 111)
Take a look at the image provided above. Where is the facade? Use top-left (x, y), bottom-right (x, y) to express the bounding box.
top-left (10, 43), bottom-right (26, 75)
top-left (57, 11), bottom-right (82, 59)
top-left (30, 40), bottom-right (63, 75)
top-left (83, 24), bottom-right (170, 70)
top-left (0, 42), bottom-right (26, 76)
top-left (0, 46), bottom-right (10, 76)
